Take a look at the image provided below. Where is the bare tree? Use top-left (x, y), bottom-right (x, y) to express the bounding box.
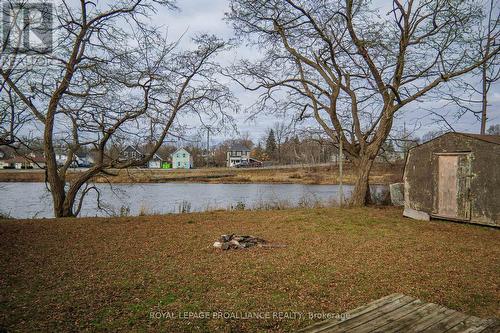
top-left (226, 0), bottom-right (499, 205)
top-left (437, 0), bottom-right (499, 133)
top-left (479, 0), bottom-right (500, 133)
top-left (272, 121), bottom-right (291, 163)
top-left (0, 1), bottom-right (37, 145)
top-left (1, 0), bottom-right (235, 217)
top-left (0, 87), bottom-right (31, 145)
top-left (487, 124), bottom-right (500, 135)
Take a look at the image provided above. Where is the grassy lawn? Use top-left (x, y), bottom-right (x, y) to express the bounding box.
top-left (0, 207), bottom-right (498, 332)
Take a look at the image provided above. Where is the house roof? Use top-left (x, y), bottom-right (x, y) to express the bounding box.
top-left (2, 155), bottom-right (46, 163)
top-left (123, 145), bottom-right (144, 154)
top-left (171, 147), bottom-right (190, 156)
top-left (150, 153), bottom-right (164, 161)
top-left (228, 144), bottom-right (250, 152)
top-left (75, 152), bottom-right (90, 158)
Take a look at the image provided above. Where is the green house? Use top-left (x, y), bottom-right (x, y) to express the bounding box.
top-left (171, 148), bottom-right (193, 169)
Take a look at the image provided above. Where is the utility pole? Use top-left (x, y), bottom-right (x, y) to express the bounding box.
top-left (480, 0), bottom-right (495, 134)
top-left (339, 135), bottom-right (344, 207)
top-left (480, 60), bottom-right (488, 134)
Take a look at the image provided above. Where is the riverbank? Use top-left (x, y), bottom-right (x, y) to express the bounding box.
top-left (1, 207), bottom-right (498, 332)
top-left (0, 162), bottom-right (403, 184)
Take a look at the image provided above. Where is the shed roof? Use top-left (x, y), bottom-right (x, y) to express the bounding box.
top-left (457, 133), bottom-right (500, 145)
top-left (414, 132), bottom-right (500, 150)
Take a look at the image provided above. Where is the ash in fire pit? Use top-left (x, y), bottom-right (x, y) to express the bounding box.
top-left (213, 234), bottom-right (267, 250)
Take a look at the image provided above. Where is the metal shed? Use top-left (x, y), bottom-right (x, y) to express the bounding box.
top-left (403, 132), bottom-right (500, 227)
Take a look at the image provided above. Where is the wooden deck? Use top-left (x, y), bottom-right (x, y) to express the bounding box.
top-left (297, 294), bottom-right (499, 333)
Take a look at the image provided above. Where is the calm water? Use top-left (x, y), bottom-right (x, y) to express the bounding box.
top-left (0, 182), bottom-right (386, 219)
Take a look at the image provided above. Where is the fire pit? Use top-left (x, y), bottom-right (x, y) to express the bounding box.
top-left (213, 234), bottom-right (267, 250)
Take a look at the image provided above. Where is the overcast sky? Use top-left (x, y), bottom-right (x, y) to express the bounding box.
top-left (155, 0), bottom-right (499, 144)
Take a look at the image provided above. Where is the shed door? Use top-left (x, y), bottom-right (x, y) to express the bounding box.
top-left (435, 154), bottom-right (471, 221)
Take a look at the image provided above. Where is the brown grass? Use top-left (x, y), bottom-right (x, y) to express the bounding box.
top-left (0, 163), bottom-right (404, 185)
top-left (1, 207), bottom-right (498, 332)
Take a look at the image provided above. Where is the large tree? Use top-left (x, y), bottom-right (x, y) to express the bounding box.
top-left (478, 0), bottom-right (499, 133)
top-left (227, 0), bottom-right (499, 205)
top-left (272, 121), bottom-right (291, 163)
top-left (1, 0), bottom-right (235, 217)
top-left (437, 0), bottom-right (499, 133)
top-left (265, 128), bottom-right (277, 157)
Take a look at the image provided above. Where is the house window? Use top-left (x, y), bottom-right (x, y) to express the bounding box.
top-left (183, 153), bottom-right (186, 158)
top-left (177, 162), bottom-right (180, 167)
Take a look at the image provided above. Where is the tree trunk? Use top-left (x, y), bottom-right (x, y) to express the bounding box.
top-left (49, 181), bottom-right (77, 218)
top-left (61, 194), bottom-right (76, 218)
top-left (50, 186), bottom-right (67, 218)
top-left (44, 112), bottom-right (67, 217)
top-left (350, 157), bottom-right (374, 206)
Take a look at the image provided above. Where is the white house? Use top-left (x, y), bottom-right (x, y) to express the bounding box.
top-left (147, 153), bottom-right (164, 169)
top-left (171, 148), bottom-right (193, 169)
top-left (226, 144), bottom-right (251, 167)
top-left (55, 153), bottom-right (69, 166)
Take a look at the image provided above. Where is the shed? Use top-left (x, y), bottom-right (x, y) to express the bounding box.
top-left (403, 132), bottom-right (499, 227)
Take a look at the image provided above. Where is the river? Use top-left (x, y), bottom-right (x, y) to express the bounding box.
top-left (0, 182), bottom-right (387, 219)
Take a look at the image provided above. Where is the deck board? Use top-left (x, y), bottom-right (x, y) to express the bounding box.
top-left (370, 303), bottom-right (447, 333)
top-left (297, 294), bottom-right (499, 333)
top-left (412, 308), bottom-right (468, 332)
top-left (315, 296), bottom-right (416, 332)
top-left (296, 294), bottom-right (405, 333)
